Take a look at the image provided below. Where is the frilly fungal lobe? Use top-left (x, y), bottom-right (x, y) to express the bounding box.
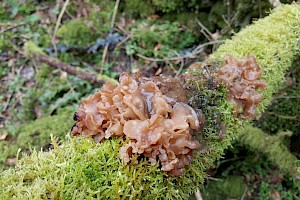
top-left (215, 54), bottom-right (267, 118)
top-left (71, 73), bottom-right (204, 176)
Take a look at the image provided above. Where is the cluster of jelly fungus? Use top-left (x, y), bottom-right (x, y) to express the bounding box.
top-left (71, 73), bottom-right (204, 176)
top-left (215, 54), bottom-right (267, 119)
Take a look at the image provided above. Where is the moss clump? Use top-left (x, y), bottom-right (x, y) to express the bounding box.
top-left (1, 4), bottom-right (300, 199)
top-left (87, 0), bottom-right (114, 34)
top-left (151, 0), bottom-right (184, 13)
top-left (255, 60), bottom-right (300, 134)
top-left (0, 137), bottom-right (204, 199)
top-left (211, 4), bottom-right (300, 114)
top-left (0, 109), bottom-right (74, 170)
top-left (201, 176), bottom-right (246, 199)
top-left (126, 20), bottom-right (196, 58)
top-left (57, 20), bottom-right (95, 47)
top-left (257, 176), bottom-right (300, 200)
top-left (125, 0), bottom-right (273, 35)
top-left (16, 108), bottom-right (74, 148)
top-left (238, 126), bottom-right (299, 174)
top-left (123, 0), bottom-right (154, 18)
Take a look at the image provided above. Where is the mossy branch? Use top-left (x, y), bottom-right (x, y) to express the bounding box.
top-left (238, 125), bottom-right (299, 175)
top-left (23, 41), bottom-right (118, 86)
top-left (1, 4), bottom-right (300, 200)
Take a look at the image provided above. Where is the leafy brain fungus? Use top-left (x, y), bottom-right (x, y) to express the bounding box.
top-left (215, 55), bottom-right (267, 118)
top-left (71, 55), bottom-right (267, 176)
top-left (71, 73), bottom-right (204, 176)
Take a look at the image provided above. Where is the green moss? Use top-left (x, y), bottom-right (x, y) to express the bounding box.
top-left (22, 41), bottom-right (95, 119)
top-left (190, 2), bottom-right (300, 179)
top-left (255, 60), bottom-right (300, 134)
top-left (0, 141), bottom-right (18, 170)
top-left (16, 108), bottom-right (74, 148)
top-left (0, 5), bottom-right (10, 21)
top-left (258, 181), bottom-right (299, 200)
top-left (210, 4), bottom-right (300, 114)
top-left (151, 0), bottom-right (183, 12)
top-left (0, 109), bottom-right (74, 169)
top-left (0, 137), bottom-right (204, 199)
top-left (126, 20), bottom-right (196, 58)
top-left (202, 176), bottom-right (246, 200)
top-left (57, 20), bottom-right (95, 47)
top-left (124, 0), bottom-right (273, 36)
top-left (122, 0), bottom-right (154, 18)
top-left (22, 74), bottom-right (71, 119)
top-left (24, 41), bottom-right (45, 57)
top-left (1, 4), bottom-right (300, 199)
top-left (238, 126), bottom-right (299, 175)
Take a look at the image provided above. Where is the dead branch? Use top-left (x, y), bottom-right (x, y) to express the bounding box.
top-left (33, 54), bottom-right (105, 86)
top-left (0, 23), bottom-right (27, 34)
top-left (101, 0), bottom-right (121, 74)
top-left (52, 0), bottom-right (70, 54)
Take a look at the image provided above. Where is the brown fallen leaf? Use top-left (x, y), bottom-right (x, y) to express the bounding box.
top-left (0, 133), bottom-right (7, 141)
top-left (5, 157), bottom-right (17, 166)
top-left (154, 43), bottom-right (162, 52)
top-left (271, 191), bottom-right (281, 200)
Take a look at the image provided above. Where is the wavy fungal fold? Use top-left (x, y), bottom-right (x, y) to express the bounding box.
top-left (71, 73), bottom-right (203, 176)
top-left (215, 55), bottom-right (267, 118)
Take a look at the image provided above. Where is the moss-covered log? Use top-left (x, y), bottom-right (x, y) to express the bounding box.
top-left (1, 4), bottom-right (300, 199)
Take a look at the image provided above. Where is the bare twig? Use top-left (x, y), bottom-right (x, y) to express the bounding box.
top-left (2, 92), bottom-right (14, 112)
top-left (33, 54), bottom-right (105, 86)
top-left (52, 0), bottom-right (70, 54)
top-left (274, 96), bottom-right (300, 99)
top-left (0, 23), bottom-right (27, 34)
top-left (101, 0), bottom-right (120, 74)
top-left (100, 45), bottom-right (109, 74)
top-left (269, 0), bottom-right (281, 7)
top-left (266, 111), bottom-right (299, 120)
top-left (110, 0), bottom-right (121, 29)
top-left (115, 34), bottom-right (132, 49)
top-left (192, 40), bottom-right (224, 55)
top-left (194, 189), bottom-right (203, 200)
top-left (196, 18), bottom-right (214, 41)
top-left (174, 51), bottom-right (184, 77)
top-left (136, 53), bottom-right (194, 62)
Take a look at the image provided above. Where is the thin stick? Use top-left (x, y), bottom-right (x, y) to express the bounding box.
top-left (269, 0), bottom-right (281, 7)
top-left (115, 34), bottom-right (132, 49)
top-left (194, 189), bottom-right (203, 200)
top-left (136, 53), bottom-right (194, 62)
top-left (110, 0), bottom-right (121, 29)
top-left (100, 44), bottom-right (109, 74)
top-left (0, 23), bottom-right (27, 34)
top-left (52, 0), bottom-right (70, 54)
top-left (137, 40), bottom-right (224, 62)
top-left (2, 92), bottom-right (14, 112)
top-left (100, 0), bottom-right (120, 74)
top-left (192, 40), bottom-right (224, 55)
top-left (175, 59), bottom-right (184, 78)
top-left (196, 18), bottom-right (213, 41)
top-left (34, 54), bottom-right (105, 86)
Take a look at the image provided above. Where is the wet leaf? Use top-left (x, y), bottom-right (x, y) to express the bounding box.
top-left (271, 191), bottom-right (281, 200)
top-left (0, 133), bottom-right (8, 141)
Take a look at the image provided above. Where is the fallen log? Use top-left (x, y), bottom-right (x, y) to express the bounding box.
top-left (1, 4), bottom-right (299, 199)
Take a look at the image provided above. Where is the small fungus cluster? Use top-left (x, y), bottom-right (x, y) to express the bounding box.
top-left (215, 55), bottom-right (267, 118)
top-left (71, 73), bottom-right (202, 176)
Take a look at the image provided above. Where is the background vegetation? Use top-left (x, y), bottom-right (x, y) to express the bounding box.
top-left (0, 0), bottom-right (299, 199)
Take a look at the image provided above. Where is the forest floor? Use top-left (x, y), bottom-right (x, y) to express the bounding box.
top-left (0, 1), bottom-right (299, 199)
